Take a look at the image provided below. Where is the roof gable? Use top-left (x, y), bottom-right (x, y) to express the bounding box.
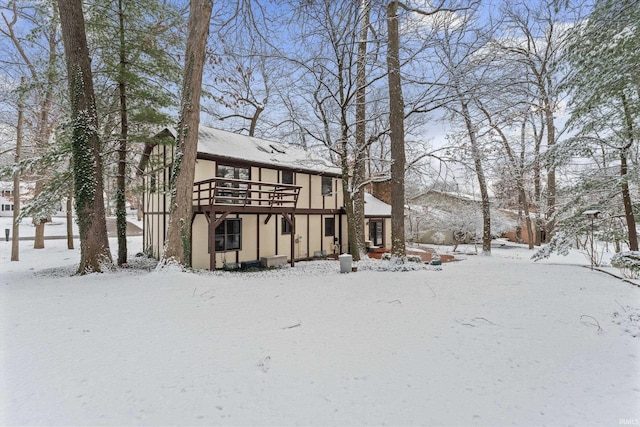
top-left (194, 126), bottom-right (341, 175)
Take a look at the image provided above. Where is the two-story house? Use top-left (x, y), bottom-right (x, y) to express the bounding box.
top-left (139, 126), bottom-right (391, 270)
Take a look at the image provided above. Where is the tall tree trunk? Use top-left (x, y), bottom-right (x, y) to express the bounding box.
top-left (460, 100), bottom-right (491, 254)
top-left (352, 0), bottom-right (370, 259)
top-left (543, 99), bottom-right (556, 242)
top-left (58, 0), bottom-right (113, 274)
top-left (162, 0), bottom-right (212, 267)
top-left (11, 76), bottom-right (25, 261)
top-left (341, 146), bottom-right (359, 260)
top-left (116, 0), bottom-right (128, 266)
top-left (33, 5), bottom-right (59, 249)
top-left (621, 92), bottom-right (638, 251)
top-left (532, 111), bottom-right (544, 246)
top-left (386, 1), bottom-right (406, 258)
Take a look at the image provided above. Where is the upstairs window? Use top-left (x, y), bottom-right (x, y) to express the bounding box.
top-left (322, 176), bottom-right (332, 196)
top-left (282, 170), bottom-right (294, 185)
top-left (217, 165), bottom-right (250, 181)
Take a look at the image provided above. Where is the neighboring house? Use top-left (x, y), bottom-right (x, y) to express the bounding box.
top-left (408, 190), bottom-right (515, 245)
top-left (0, 184), bottom-right (15, 217)
top-left (502, 210), bottom-right (539, 245)
top-left (139, 126), bottom-right (391, 270)
top-left (406, 190), bottom-right (481, 245)
top-left (0, 181), bottom-right (38, 217)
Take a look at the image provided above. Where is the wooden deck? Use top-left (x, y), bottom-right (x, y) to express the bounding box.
top-left (193, 177), bottom-right (301, 214)
top-left (192, 177), bottom-right (302, 269)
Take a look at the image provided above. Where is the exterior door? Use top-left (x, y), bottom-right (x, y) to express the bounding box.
top-left (369, 219), bottom-right (383, 247)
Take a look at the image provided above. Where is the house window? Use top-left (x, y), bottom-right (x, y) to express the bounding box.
top-left (281, 217), bottom-right (292, 234)
top-left (217, 165), bottom-right (250, 204)
top-left (217, 164), bottom-right (250, 180)
top-left (214, 219), bottom-right (242, 252)
top-left (324, 217), bottom-right (335, 237)
top-left (322, 176), bottom-right (332, 196)
top-left (282, 170), bottom-right (294, 185)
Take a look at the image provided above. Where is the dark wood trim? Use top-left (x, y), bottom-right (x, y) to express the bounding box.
top-left (198, 152), bottom-right (341, 178)
top-left (308, 174), bottom-right (311, 209)
top-left (299, 208), bottom-right (344, 215)
top-left (290, 214), bottom-right (295, 267)
top-left (320, 214), bottom-right (323, 253)
top-left (256, 215), bottom-right (260, 261)
top-left (235, 213), bottom-right (240, 265)
top-left (194, 206), bottom-right (342, 215)
top-left (306, 213), bottom-right (310, 259)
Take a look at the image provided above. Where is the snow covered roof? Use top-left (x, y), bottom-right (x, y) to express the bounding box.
top-left (365, 192), bottom-right (391, 217)
top-left (166, 126), bottom-right (341, 176)
top-left (410, 189), bottom-right (483, 204)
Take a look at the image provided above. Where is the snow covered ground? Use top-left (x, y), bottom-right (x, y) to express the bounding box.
top-left (1, 225), bottom-right (639, 426)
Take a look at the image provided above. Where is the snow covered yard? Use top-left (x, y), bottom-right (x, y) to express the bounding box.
top-left (1, 237), bottom-right (639, 426)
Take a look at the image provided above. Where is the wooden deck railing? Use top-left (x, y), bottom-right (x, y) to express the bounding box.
top-left (193, 177), bottom-right (301, 210)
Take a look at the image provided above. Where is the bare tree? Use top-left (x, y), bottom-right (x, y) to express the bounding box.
top-left (493, 0), bottom-right (579, 242)
top-left (430, 7), bottom-right (494, 254)
top-left (162, 0), bottom-right (212, 267)
top-left (479, 102), bottom-right (535, 249)
top-left (276, 0), bottom-right (384, 260)
top-left (1, 1), bottom-right (60, 249)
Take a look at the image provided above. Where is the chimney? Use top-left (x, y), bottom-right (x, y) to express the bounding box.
top-left (369, 179), bottom-right (392, 205)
